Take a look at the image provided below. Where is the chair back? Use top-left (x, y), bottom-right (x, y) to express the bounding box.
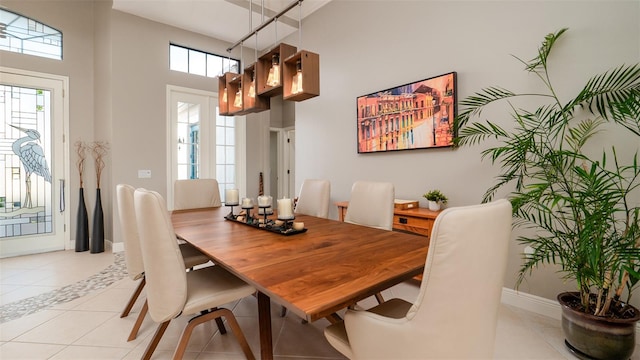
top-left (116, 184), bottom-right (144, 280)
top-left (344, 181), bottom-right (394, 230)
top-left (295, 179), bottom-right (331, 218)
top-left (346, 199), bottom-right (512, 359)
top-left (174, 178), bottom-right (222, 210)
top-left (410, 199), bottom-right (512, 357)
top-left (134, 188), bottom-right (188, 323)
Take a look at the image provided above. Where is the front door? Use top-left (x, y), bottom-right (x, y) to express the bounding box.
top-left (0, 69), bottom-right (69, 258)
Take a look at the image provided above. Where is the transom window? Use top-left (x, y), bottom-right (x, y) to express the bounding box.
top-left (0, 8), bottom-right (62, 60)
top-left (170, 44), bottom-right (239, 78)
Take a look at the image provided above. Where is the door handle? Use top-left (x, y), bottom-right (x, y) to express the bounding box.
top-left (59, 179), bottom-right (65, 213)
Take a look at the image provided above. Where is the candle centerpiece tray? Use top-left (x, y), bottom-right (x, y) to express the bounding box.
top-left (224, 212), bottom-right (307, 236)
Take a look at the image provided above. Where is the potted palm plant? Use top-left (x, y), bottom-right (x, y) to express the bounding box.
top-left (454, 28), bottom-right (640, 359)
top-left (423, 189), bottom-right (448, 211)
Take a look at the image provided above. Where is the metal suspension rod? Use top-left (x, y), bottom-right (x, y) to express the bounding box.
top-left (226, 0), bottom-right (303, 52)
top-left (297, 0), bottom-right (302, 48)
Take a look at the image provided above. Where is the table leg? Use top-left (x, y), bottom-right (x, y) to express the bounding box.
top-left (257, 291), bottom-right (273, 360)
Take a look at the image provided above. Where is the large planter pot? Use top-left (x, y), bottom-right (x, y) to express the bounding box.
top-left (558, 292), bottom-right (640, 360)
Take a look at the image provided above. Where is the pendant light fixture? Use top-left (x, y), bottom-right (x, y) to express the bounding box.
top-left (283, 1), bottom-right (320, 101)
top-left (228, 44), bottom-right (244, 114)
top-left (223, 0), bottom-right (318, 109)
top-left (257, 15), bottom-right (296, 97)
top-left (240, 0), bottom-right (270, 113)
top-left (267, 17), bottom-right (280, 87)
top-left (257, 43), bottom-right (296, 97)
top-left (218, 71), bottom-right (236, 116)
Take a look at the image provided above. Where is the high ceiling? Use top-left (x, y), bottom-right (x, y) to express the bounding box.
top-left (112, 0), bottom-right (331, 52)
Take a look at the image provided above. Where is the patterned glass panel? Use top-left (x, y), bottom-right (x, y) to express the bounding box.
top-left (0, 85), bottom-right (53, 237)
top-left (0, 9), bottom-right (62, 60)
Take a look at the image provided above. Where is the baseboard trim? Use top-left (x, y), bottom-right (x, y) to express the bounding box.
top-left (112, 242), bottom-right (124, 252)
top-left (501, 287), bottom-right (561, 320)
top-left (502, 287), bottom-right (640, 335)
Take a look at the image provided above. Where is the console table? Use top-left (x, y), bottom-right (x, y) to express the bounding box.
top-left (335, 201), bottom-right (441, 239)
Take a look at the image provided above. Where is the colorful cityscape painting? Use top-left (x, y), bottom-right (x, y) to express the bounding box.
top-left (356, 72), bottom-right (456, 153)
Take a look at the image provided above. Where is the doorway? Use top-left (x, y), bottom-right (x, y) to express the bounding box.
top-left (0, 69), bottom-right (69, 258)
top-left (166, 85), bottom-right (245, 209)
top-left (269, 128), bottom-right (295, 199)
top-left (167, 86), bottom-right (215, 209)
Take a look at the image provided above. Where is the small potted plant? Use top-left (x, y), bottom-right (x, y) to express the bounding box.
top-left (423, 189), bottom-right (448, 211)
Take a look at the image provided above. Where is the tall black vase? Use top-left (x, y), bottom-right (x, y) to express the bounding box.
top-left (75, 188), bottom-right (89, 252)
top-left (91, 188), bottom-right (105, 253)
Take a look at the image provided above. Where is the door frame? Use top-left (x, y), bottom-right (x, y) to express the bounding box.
top-left (166, 85), bottom-right (214, 209)
top-left (269, 127), bottom-right (295, 199)
top-left (0, 67), bottom-right (71, 256)
top-left (166, 85), bottom-right (246, 209)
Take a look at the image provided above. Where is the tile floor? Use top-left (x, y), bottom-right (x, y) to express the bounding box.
top-left (0, 250), bottom-right (638, 359)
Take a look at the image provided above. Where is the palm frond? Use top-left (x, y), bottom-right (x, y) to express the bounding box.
top-left (574, 64), bottom-right (640, 130)
top-left (524, 28), bottom-right (568, 73)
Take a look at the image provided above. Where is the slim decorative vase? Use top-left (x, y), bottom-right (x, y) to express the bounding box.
top-left (75, 188), bottom-right (89, 252)
top-left (91, 188), bottom-right (105, 253)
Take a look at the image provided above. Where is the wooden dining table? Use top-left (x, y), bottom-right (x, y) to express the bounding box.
top-left (170, 206), bottom-right (429, 360)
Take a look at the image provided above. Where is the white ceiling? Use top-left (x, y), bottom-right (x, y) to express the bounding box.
top-left (111, 0), bottom-right (331, 53)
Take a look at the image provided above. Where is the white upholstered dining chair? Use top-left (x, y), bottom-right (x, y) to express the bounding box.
top-left (173, 178), bottom-right (222, 210)
top-left (324, 199), bottom-right (513, 359)
top-left (294, 179), bottom-right (331, 218)
top-left (115, 184), bottom-right (210, 341)
top-left (343, 180), bottom-right (395, 304)
top-left (344, 181), bottom-right (394, 231)
top-left (134, 188), bottom-right (256, 360)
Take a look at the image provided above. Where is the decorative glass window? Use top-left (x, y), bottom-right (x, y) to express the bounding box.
top-left (0, 85), bottom-right (54, 237)
top-left (170, 44), bottom-right (239, 78)
top-left (0, 8), bottom-right (62, 60)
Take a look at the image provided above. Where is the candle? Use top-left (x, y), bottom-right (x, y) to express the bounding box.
top-left (257, 195), bottom-right (272, 207)
top-left (225, 189), bottom-right (239, 205)
top-left (277, 197), bottom-right (294, 219)
top-left (241, 197), bottom-right (253, 208)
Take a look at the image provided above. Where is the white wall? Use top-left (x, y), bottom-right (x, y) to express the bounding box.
top-left (290, 0), bottom-right (640, 301)
top-left (2, 0), bottom-right (638, 305)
